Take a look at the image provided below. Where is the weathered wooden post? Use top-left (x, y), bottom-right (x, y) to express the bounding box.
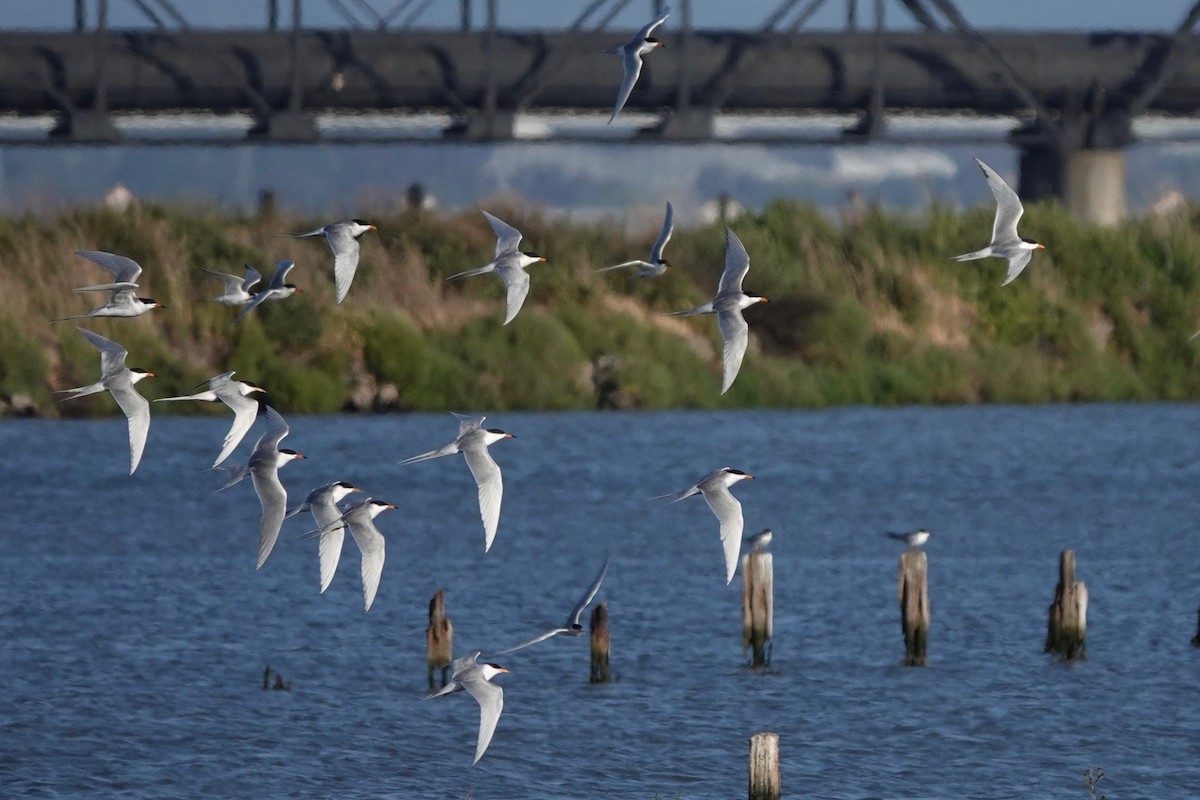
top-left (742, 552), bottom-right (774, 667)
top-left (1045, 549), bottom-right (1087, 659)
top-left (426, 590), bottom-right (454, 689)
top-left (898, 549), bottom-right (930, 666)
top-left (748, 732), bottom-right (781, 800)
top-left (590, 601), bottom-right (611, 683)
top-left (1192, 607), bottom-right (1200, 647)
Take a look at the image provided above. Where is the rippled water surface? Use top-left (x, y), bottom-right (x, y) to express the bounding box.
top-left (3, 405), bottom-right (1199, 798)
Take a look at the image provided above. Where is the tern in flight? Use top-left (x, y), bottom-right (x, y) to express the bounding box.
top-left (55, 327), bottom-right (155, 475)
top-left (668, 227), bottom-right (769, 394)
top-left (56, 251), bottom-right (163, 321)
top-left (595, 201), bottom-right (674, 279)
top-left (490, 558), bottom-right (611, 655)
top-left (663, 467), bottom-right (755, 584)
top-left (607, 7), bottom-right (670, 123)
top-left (154, 371), bottom-right (265, 467)
top-left (445, 211), bottom-right (547, 325)
top-left (399, 413), bottom-right (515, 552)
top-left (287, 481), bottom-right (364, 593)
top-left (203, 264), bottom-right (262, 306)
top-left (952, 157), bottom-right (1045, 286)
top-left (248, 406), bottom-right (305, 569)
top-left (424, 651), bottom-right (510, 765)
top-left (234, 260), bottom-right (302, 322)
top-left (282, 219), bottom-right (377, 303)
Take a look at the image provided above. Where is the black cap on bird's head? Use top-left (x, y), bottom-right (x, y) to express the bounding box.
top-left (486, 428), bottom-right (515, 438)
top-left (279, 448), bottom-right (305, 458)
top-left (335, 480), bottom-right (360, 491)
top-left (522, 251), bottom-right (547, 262)
top-left (646, 36), bottom-right (664, 46)
top-left (131, 367), bottom-right (155, 377)
top-left (570, 623), bottom-right (584, 633)
top-left (1022, 237), bottom-right (1046, 250)
top-left (140, 297), bottom-right (165, 308)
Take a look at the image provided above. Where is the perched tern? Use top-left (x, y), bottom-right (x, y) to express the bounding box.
top-left (886, 528), bottom-right (931, 549)
top-left (445, 211), bottom-right (547, 325)
top-left (56, 251), bottom-right (163, 321)
top-left (286, 481), bottom-right (363, 593)
top-left (668, 227), bottom-right (769, 394)
top-left (952, 157), bottom-right (1045, 286)
top-left (234, 260), bottom-right (302, 322)
top-left (249, 406), bottom-right (306, 569)
top-left (55, 327), bottom-right (155, 475)
top-left (664, 467), bottom-right (755, 584)
top-left (282, 220), bottom-right (377, 303)
top-left (490, 558), bottom-right (611, 655)
top-left (399, 412), bottom-right (515, 552)
top-left (203, 265), bottom-right (262, 306)
top-left (153, 371), bottom-right (265, 467)
top-left (335, 496), bottom-right (398, 611)
top-left (595, 201), bottom-right (674, 279)
top-left (424, 651), bottom-right (510, 765)
top-left (745, 528), bottom-right (773, 552)
top-left (607, 7), bottom-right (670, 124)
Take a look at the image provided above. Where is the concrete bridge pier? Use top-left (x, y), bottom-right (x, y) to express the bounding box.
top-left (1014, 117), bottom-right (1130, 227)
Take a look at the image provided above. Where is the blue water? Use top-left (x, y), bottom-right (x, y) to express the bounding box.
top-left (2, 405), bottom-right (1199, 798)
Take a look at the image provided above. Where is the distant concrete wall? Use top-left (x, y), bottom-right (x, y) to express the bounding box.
top-left (1066, 151), bottom-right (1127, 226)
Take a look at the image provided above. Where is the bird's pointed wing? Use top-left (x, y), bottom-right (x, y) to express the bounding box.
top-left (974, 158), bottom-right (1024, 245)
top-left (313, 498), bottom-right (346, 594)
top-left (76, 326), bottom-right (130, 377)
top-left (669, 482), bottom-right (702, 503)
top-left (399, 442), bottom-right (460, 465)
top-left (702, 484), bottom-right (745, 584)
top-left (108, 374), bottom-right (151, 475)
top-left (717, 308), bottom-right (750, 395)
top-left (76, 250), bottom-right (142, 284)
top-left (566, 557), bottom-right (610, 627)
top-left (636, 6), bottom-right (671, 40)
top-left (269, 259), bottom-right (297, 290)
top-left (482, 211), bottom-right (522, 257)
top-left (285, 226), bottom-right (329, 238)
top-left (461, 672), bottom-right (504, 765)
top-left (251, 465), bottom-right (288, 569)
top-left (595, 260), bottom-right (648, 273)
top-left (717, 227), bottom-right (751, 294)
top-left (214, 389), bottom-right (261, 467)
top-left (610, 49), bottom-right (645, 123)
top-left (650, 201), bottom-right (675, 263)
top-left (326, 225), bottom-right (362, 304)
top-left (463, 442), bottom-right (503, 552)
top-left (452, 412), bottom-right (486, 437)
top-left (498, 265), bottom-right (531, 325)
top-left (242, 265), bottom-right (263, 292)
top-left (234, 289), bottom-right (271, 322)
top-left (203, 268), bottom-right (244, 292)
top-left (256, 405), bottom-right (291, 453)
top-left (488, 629), bottom-right (563, 656)
top-left (1001, 250), bottom-right (1034, 287)
top-left (346, 510), bottom-right (385, 612)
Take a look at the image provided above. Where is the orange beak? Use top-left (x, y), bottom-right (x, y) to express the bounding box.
top-left (368, 225), bottom-right (378, 231)
top-left (745, 474), bottom-right (756, 479)
top-left (759, 297), bottom-right (770, 303)
top-left (1036, 243), bottom-right (1046, 250)
top-left (505, 433), bottom-right (517, 439)
top-left (146, 371), bottom-right (157, 378)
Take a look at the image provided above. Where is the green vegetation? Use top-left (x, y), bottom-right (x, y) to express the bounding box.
top-left (2, 199), bottom-right (1200, 416)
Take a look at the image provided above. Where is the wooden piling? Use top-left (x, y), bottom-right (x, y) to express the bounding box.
top-left (748, 732), bottom-right (781, 800)
top-left (1045, 549), bottom-right (1087, 659)
top-left (426, 589), bottom-right (454, 689)
top-left (742, 552), bottom-right (774, 667)
top-left (1192, 607), bottom-right (1200, 647)
top-left (898, 549), bottom-right (930, 666)
top-left (590, 601), bottom-right (611, 683)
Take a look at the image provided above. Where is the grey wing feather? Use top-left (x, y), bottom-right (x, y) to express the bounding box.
top-left (498, 265), bottom-right (531, 325)
top-left (482, 211), bottom-right (522, 257)
top-left (326, 225), bottom-right (361, 304)
top-left (270, 259), bottom-right (297, 289)
top-left (595, 260), bottom-right (647, 273)
top-left (489, 629), bottom-right (562, 656)
top-left (108, 375), bottom-right (151, 475)
top-left (347, 512), bottom-right (385, 611)
top-left (567, 557), bottom-right (610, 626)
top-left (256, 405), bottom-right (291, 453)
top-left (399, 441), bottom-right (460, 465)
top-left (636, 7), bottom-right (671, 40)
top-left (975, 158), bottom-right (1024, 245)
top-left (650, 201), bottom-right (674, 263)
top-left (214, 389), bottom-right (260, 467)
top-left (76, 326), bottom-right (129, 376)
top-left (1001, 250), bottom-right (1034, 287)
top-left (314, 498), bottom-right (346, 594)
top-left (76, 250), bottom-right (142, 284)
top-left (203, 268), bottom-right (244, 292)
top-left (610, 50), bottom-right (645, 123)
top-left (452, 412), bottom-right (486, 437)
top-left (251, 465), bottom-right (288, 569)
top-left (702, 484), bottom-right (745, 584)
top-left (242, 266), bottom-right (262, 292)
top-left (234, 290), bottom-right (271, 322)
top-left (462, 673), bottom-right (504, 765)
top-left (717, 227), bottom-right (751, 294)
top-left (717, 309), bottom-right (750, 395)
top-left (463, 442), bottom-right (503, 552)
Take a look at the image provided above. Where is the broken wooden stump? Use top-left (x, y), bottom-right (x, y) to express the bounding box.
top-left (426, 589), bottom-right (454, 689)
top-left (748, 731), bottom-right (781, 800)
top-left (1045, 549), bottom-right (1087, 659)
top-left (590, 601), bottom-right (611, 683)
top-left (898, 549), bottom-right (930, 666)
top-left (1192, 607), bottom-right (1200, 647)
top-left (742, 551), bottom-right (774, 667)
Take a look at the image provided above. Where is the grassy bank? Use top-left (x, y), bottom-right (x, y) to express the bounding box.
top-left (3, 199), bottom-right (1200, 417)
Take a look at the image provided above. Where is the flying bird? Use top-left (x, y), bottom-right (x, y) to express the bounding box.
top-left (153, 371), bottom-right (265, 467)
top-left (445, 211), bottom-right (548, 325)
top-left (286, 480), bottom-right (364, 593)
top-left (399, 412), bottom-right (515, 552)
top-left (335, 496), bottom-right (398, 612)
top-left (490, 558), bottom-right (611, 655)
top-left (607, 7), bottom-right (670, 123)
top-left (952, 157), bottom-right (1045, 286)
top-left (56, 251), bottom-right (163, 321)
top-left (668, 227), bottom-right (769, 394)
top-left (595, 201), bottom-right (674, 279)
top-left (55, 326), bottom-right (155, 475)
top-left (203, 265), bottom-right (262, 306)
top-left (886, 529), bottom-right (931, 549)
top-left (664, 467), bottom-right (755, 584)
top-left (282, 220), bottom-right (376, 303)
top-left (424, 651), bottom-right (510, 765)
top-left (234, 260), bottom-right (302, 322)
top-left (248, 406), bottom-right (305, 569)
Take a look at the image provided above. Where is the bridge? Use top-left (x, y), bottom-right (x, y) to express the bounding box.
top-left (5, 0), bottom-right (1200, 222)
